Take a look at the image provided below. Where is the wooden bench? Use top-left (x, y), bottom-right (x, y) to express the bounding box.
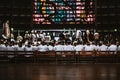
top-left (77, 51), bottom-right (96, 63)
top-left (95, 51), bottom-right (116, 63)
top-left (0, 50), bottom-right (118, 63)
top-left (34, 51), bottom-right (56, 63)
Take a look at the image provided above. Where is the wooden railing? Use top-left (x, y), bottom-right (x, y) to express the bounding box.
top-left (0, 50), bottom-right (119, 63)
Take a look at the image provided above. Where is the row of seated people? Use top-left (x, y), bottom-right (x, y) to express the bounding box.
top-left (0, 41), bottom-right (120, 52)
top-left (0, 40), bottom-right (120, 51)
top-left (0, 40), bottom-right (120, 63)
top-left (0, 40), bottom-right (120, 53)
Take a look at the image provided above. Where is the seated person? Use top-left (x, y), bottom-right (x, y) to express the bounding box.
top-left (24, 42), bottom-right (33, 57)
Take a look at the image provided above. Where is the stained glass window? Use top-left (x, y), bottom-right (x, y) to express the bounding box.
top-left (33, 0), bottom-right (95, 24)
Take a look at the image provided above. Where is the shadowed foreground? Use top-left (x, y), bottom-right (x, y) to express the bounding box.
top-left (0, 63), bottom-right (120, 80)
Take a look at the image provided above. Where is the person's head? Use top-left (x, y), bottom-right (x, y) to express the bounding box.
top-left (25, 31), bottom-right (28, 34)
top-left (0, 39), bottom-right (4, 45)
top-left (41, 41), bottom-right (46, 45)
top-left (27, 42), bottom-right (31, 47)
top-left (86, 42), bottom-right (90, 46)
top-left (5, 42), bottom-right (8, 47)
top-left (18, 42), bottom-right (23, 47)
top-left (79, 31), bottom-right (82, 35)
top-left (37, 31), bottom-right (40, 34)
top-left (99, 41), bottom-right (103, 46)
top-left (40, 31), bottom-right (43, 34)
top-left (86, 30), bottom-right (90, 36)
top-left (6, 20), bottom-right (9, 24)
top-left (31, 30), bottom-right (34, 34)
top-left (67, 41), bottom-right (71, 45)
top-left (116, 41), bottom-right (119, 46)
top-left (47, 32), bottom-right (50, 35)
top-left (73, 41), bottom-right (77, 46)
top-left (43, 32), bottom-right (46, 36)
top-left (9, 41), bottom-right (14, 46)
top-left (110, 41), bottom-right (116, 45)
top-left (91, 41), bottom-right (95, 45)
top-left (94, 32), bottom-right (99, 40)
top-left (58, 41), bottom-right (61, 45)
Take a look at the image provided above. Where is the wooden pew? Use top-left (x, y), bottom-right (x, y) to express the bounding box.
top-left (55, 51), bottom-right (76, 64)
top-left (116, 51), bottom-right (120, 63)
top-left (0, 50), bottom-right (118, 63)
top-left (55, 51), bottom-right (64, 63)
top-left (77, 50), bottom-right (96, 63)
top-left (0, 51), bottom-right (34, 63)
top-left (34, 51), bottom-right (56, 63)
top-left (95, 51), bottom-right (116, 63)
